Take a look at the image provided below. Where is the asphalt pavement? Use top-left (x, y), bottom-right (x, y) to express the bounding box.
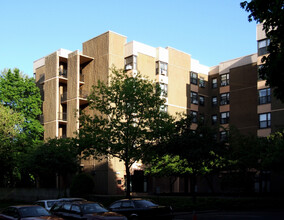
top-left (173, 210), bottom-right (284, 220)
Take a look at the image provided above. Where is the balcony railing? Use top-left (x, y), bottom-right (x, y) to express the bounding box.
top-left (59, 69), bottom-right (67, 78)
top-left (58, 112), bottom-right (67, 121)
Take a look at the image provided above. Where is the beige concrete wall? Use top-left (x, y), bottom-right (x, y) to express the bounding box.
top-left (67, 51), bottom-right (80, 137)
top-left (137, 53), bottom-right (155, 80)
top-left (42, 53), bottom-right (59, 139)
top-left (167, 47), bottom-right (191, 115)
top-left (109, 31), bottom-right (127, 70)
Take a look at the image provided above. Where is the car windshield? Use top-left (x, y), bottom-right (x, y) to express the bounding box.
top-left (47, 201), bottom-right (56, 208)
top-left (82, 203), bottom-right (108, 214)
top-left (134, 200), bottom-right (158, 208)
top-left (19, 206), bottom-right (50, 217)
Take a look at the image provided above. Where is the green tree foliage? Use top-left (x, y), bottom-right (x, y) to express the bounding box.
top-left (241, 0), bottom-right (284, 101)
top-left (146, 115), bottom-right (225, 198)
top-left (0, 68), bottom-right (43, 143)
top-left (261, 131), bottom-right (284, 172)
top-left (24, 138), bottom-right (80, 188)
top-left (78, 67), bottom-right (173, 197)
top-left (0, 104), bottom-right (24, 186)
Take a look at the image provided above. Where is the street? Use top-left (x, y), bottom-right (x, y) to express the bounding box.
top-left (173, 211), bottom-right (284, 220)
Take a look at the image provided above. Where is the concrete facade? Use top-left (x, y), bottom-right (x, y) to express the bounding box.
top-left (34, 27), bottom-right (284, 194)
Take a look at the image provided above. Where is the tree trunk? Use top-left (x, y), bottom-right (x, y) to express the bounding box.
top-left (190, 174), bottom-right (197, 204)
top-left (125, 161), bottom-right (131, 198)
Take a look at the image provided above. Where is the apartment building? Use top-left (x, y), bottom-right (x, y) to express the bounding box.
top-left (34, 27), bottom-right (284, 194)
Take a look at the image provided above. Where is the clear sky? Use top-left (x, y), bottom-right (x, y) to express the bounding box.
top-left (0, 0), bottom-right (257, 77)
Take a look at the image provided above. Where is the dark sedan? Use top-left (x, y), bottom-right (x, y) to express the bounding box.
top-left (50, 201), bottom-right (127, 220)
top-left (108, 198), bottom-right (173, 220)
top-left (0, 205), bottom-right (63, 220)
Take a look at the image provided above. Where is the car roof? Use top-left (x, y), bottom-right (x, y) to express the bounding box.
top-left (63, 201), bottom-right (98, 205)
top-left (9, 205), bottom-right (42, 208)
top-left (115, 198), bottom-right (145, 202)
top-left (58, 198), bottom-right (86, 201)
top-left (36, 199), bottom-right (58, 202)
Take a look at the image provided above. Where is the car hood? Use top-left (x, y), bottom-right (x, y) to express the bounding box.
top-left (86, 212), bottom-right (126, 219)
top-left (23, 216), bottom-right (63, 220)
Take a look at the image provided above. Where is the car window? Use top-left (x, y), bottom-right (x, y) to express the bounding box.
top-left (51, 202), bottom-right (63, 211)
top-left (71, 205), bottom-right (81, 214)
top-left (62, 203), bottom-right (72, 211)
top-left (134, 200), bottom-right (158, 208)
top-left (19, 206), bottom-right (50, 217)
top-left (109, 202), bottom-right (121, 209)
top-left (82, 203), bottom-right (108, 214)
top-left (121, 201), bottom-right (134, 208)
top-left (47, 201), bottom-right (56, 209)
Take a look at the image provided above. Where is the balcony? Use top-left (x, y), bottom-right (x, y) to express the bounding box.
top-left (58, 112), bottom-right (67, 123)
top-left (61, 92), bottom-right (67, 104)
top-left (79, 89), bottom-right (88, 105)
top-left (59, 69), bottom-right (68, 84)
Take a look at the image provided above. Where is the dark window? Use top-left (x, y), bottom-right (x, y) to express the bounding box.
top-left (109, 202), bottom-right (121, 209)
top-left (191, 111), bottom-right (198, 123)
top-left (159, 83), bottom-right (168, 97)
top-left (125, 55), bottom-right (137, 70)
top-left (199, 95), bottom-right (205, 106)
top-left (156, 61), bottom-right (168, 76)
top-left (212, 114), bottom-right (217, 125)
top-left (220, 131), bottom-right (228, 142)
top-left (220, 93), bottom-right (230, 105)
top-left (258, 38), bottom-right (270, 56)
top-left (220, 73), bottom-right (229, 86)
top-left (191, 91), bottom-right (198, 104)
top-left (258, 88), bottom-right (271, 104)
top-left (160, 104), bottom-right (168, 113)
top-left (220, 112), bottom-right (229, 124)
top-left (259, 113), bottom-right (271, 128)
top-left (199, 77), bottom-right (205, 88)
top-left (199, 114), bottom-right (205, 125)
top-left (212, 96), bottom-right (218, 107)
top-left (212, 78), bottom-right (217, 88)
top-left (190, 72), bottom-right (198, 85)
top-left (257, 65), bottom-right (265, 80)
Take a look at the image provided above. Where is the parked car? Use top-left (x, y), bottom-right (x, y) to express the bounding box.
top-left (109, 198), bottom-right (173, 220)
top-left (57, 198), bottom-right (87, 202)
top-left (50, 200), bottom-right (127, 220)
top-left (0, 205), bottom-right (63, 220)
top-left (34, 199), bottom-right (58, 211)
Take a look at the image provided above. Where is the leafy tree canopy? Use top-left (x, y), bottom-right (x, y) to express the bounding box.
top-left (78, 67), bottom-right (174, 197)
top-left (241, 0), bottom-right (284, 101)
top-left (0, 68), bottom-right (43, 144)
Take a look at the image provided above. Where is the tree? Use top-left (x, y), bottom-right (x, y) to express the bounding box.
top-left (146, 115), bottom-right (225, 200)
top-left (241, 0), bottom-right (284, 101)
top-left (24, 138), bottom-right (80, 188)
top-left (0, 104), bottom-right (24, 186)
top-left (78, 67), bottom-right (173, 197)
top-left (0, 68), bottom-right (43, 144)
top-left (0, 68), bottom-right (44, 186)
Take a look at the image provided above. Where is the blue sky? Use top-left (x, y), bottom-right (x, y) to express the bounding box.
top-left (0, 0), bottom-right (257, 77)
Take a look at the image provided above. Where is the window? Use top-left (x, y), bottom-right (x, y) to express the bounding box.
top-left (199, 95), bottom-right (205, 106)
top-left (220, 73), bottom-right (229, 86)
top-left (191, 111), bottom-right (198, 123)
top-left (258, 38), bottom-right (270, 56)
top-left (160, 104), bottom-right (168, 113)
top-left (190, 72), bottom-right (198, 85)
top-left (125, 55), bottom-right (137, 70)
top-left (212, 115), bottom-right (217, 125)
top-left (220, 112), bottom-right (229, 124)
top-left (199, 77), bottom-right (205, 88)
top-left (212, 78), bottom-right (217, 88)
top-left (159, 83), bottom-right (168, 97)
top-left (220, 93), bottom-right (230, 105)
top-left (259, 113), bottom-right (271, 128)
top-left (199, 114), bottom-right (205, 125)
top-left (190, 91), bottom-right (198, 104)
top-left (212, 96), bottom-right (218, 107)
top-left (220, 131), bottom-right (228, 142)
top-left (156, 61), bottom-right (168, 76)
top-left (257, 65), bottom-right (265, 80)
top-left (258, 88), bottom-right (271, 104)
